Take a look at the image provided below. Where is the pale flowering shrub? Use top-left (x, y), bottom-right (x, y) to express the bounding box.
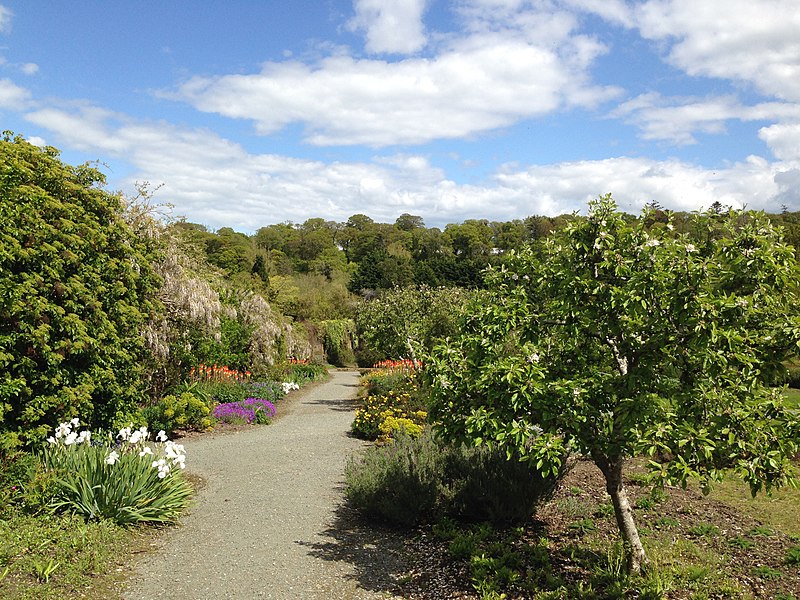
top-left (42, 420), bottom-right (192, 525)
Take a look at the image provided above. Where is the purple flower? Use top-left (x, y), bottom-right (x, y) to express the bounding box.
top-left (212, 398), bottom-right (275, 424)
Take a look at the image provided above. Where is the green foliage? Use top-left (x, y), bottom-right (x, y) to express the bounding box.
top-left (785, 545), bottom-right (800, 566)
top-left (426, 195), bottom-right (800, 570)
top-left (140, 392), bottom-right (212, 436)
top-left (0, 508), bottom-right (133, 599)
top-left (355, 285), bottom-right (472, 362)
top-left (0, 134), bottom-right (160, 448)
top-left (344, 430), bottom-right (563, 526)
top-left (318, 319), bottom-right (356, 366)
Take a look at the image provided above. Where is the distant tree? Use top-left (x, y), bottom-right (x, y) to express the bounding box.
top-left (395, 213), bottom-right (425, 231)
top-left (355, 286), bottom-right (472, 362)
top-left (426, 195), bottom-right (800, 574)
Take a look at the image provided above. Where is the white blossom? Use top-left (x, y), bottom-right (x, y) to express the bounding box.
top-left (105, 450), bottom-right (120, 465)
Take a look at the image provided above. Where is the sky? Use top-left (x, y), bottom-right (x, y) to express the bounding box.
top-left (1, 0), bottom-right (799, 232)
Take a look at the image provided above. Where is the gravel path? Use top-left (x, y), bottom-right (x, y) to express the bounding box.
top-left (123, 370), bottom-right (406, 600)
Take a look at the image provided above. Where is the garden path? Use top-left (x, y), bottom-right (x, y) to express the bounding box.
top-left (123, 370), bottom-right (405, 600)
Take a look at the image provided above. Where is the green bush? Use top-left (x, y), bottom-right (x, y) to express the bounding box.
top-left (345, 430), bottom-right (564, 526)
top-left (0, 134), bottom-right (160, 449)
top-left (41, 421), bottom-right (192, 525)
top-left (140, 392), bottom-right (212, 436)
top-left (345, 432), bottom-right (439, 526)
top-left (445, 443), bottom-right (564, 524)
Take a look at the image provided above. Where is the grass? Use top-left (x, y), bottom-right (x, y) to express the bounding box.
top-left (0, 508), bottom-right (150, 599)
top-left (707, 474), bottom-right (800, 536)
top-left (783, 387), bottom-right (800, 408)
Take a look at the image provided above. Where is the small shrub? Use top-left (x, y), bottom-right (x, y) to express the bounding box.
top-left (728, 535), bottom-right (755, 550)
top-left (654, 516), bottom-right (680, 528)
top-left (344, 430), bottom-right (564, 526)
top-left (568, 518), bottom-right (597, 535)
top-left (752, 565), bottom-right (782, 580)
top-left (141, 392), bottom-right (212, 436)
top-left (688, 523), bottom-right (720, 538)
top-left (786, 545), bottom-right (800, 566)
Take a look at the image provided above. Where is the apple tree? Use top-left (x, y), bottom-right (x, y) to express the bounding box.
top-left (425, 195), bottom-right (800, 573)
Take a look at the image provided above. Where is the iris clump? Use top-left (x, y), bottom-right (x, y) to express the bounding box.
top-left (42, 420), bottom-right (192, 525)
top-left (212, 397), bottom-right (276, 425)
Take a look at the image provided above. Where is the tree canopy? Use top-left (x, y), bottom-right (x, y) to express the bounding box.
top-left (425, 195), bottom-right (800, 572)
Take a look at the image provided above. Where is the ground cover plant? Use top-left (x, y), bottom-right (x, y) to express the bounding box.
top-left (426, 196), bottom-right (800, 573)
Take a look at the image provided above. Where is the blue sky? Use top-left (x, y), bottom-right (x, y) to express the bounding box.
top-left (1, 0), bottom-right (799, 232)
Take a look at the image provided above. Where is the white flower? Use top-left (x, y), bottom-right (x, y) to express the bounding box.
top-left (70, 417), bottom-right (80, 427)
top-left (686, 244), bottom-right (696, 253)
top-left (281, 382), bottom-right (300, 394)
top-left (152, 458), bottom-right (170, 478)
top-left (156, 430), bottom-right (168, 442)
top-left (117, 427), bottom-right (131, 441)
top-left (667, 223), bottom-right (674, 231)
top-left (105, 451), bottom-right (120, 465)
top-left (129, 430), bottom-right (144, 445)
top-left (63, 431), bottom-right (78, 446)
top-left (527, 353), bottom-right (540, 364)
top-left (139, 446), bottom-right (153, 457)
top-left (77, 430), bottom-right (91, 445)
top-left (46, 436), bottom-right (57, 445)
top-left (646, 238), bottom-right (661, 247)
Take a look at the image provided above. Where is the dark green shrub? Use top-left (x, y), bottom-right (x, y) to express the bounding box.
top-left (444, 443), bottom-right (563, 524)
top-left (140, 392), bottom-right (212, 435)
top-left (319, 319), bottom-right (356, 366)
top-left (0, 134), bottom-right (160, 449)
top-left (344, 430), bottom-right (565, 527)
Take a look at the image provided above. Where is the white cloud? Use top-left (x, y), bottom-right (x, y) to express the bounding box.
top-left (23, 102), bottom-right (799, 232)
top-left (168, 25), bottom-right (619, 147)
top-left (0, 5), bottom-right (12, 34)
top-left (563, 0), bottom-right (633, 28)
top-left (0, 77), bottom-right (30, 109)
top-left (612, 92), bottom-right (800, 146)
top-left (348, 0), bottom-right (428, 54)
top-left (633, 0), bottom-right (800, 101)
top-left (20, 62), bottom-right (38, 75)
top-left (759, 122), bottom-right (800, 162)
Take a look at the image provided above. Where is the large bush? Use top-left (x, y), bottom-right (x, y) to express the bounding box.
top-left (0, 134), bottom-right (160, 449)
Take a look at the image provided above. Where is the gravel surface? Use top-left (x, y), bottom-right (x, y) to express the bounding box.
top-left (123, 370), bottom-right (406, 600)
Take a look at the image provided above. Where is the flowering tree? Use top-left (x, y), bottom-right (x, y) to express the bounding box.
top-left (426, 195), bottom-right (800, 573)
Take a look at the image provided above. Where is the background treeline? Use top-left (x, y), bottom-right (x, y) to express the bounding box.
top-left (178, 202), bottom-right (800, 310)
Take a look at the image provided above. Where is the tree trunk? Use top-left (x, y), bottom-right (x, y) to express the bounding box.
top-left (596, 456), bottom-right (649, 574)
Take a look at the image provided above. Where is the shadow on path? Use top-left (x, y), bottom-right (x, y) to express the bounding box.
top-left (298, 503), bottom-right (411, 597)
